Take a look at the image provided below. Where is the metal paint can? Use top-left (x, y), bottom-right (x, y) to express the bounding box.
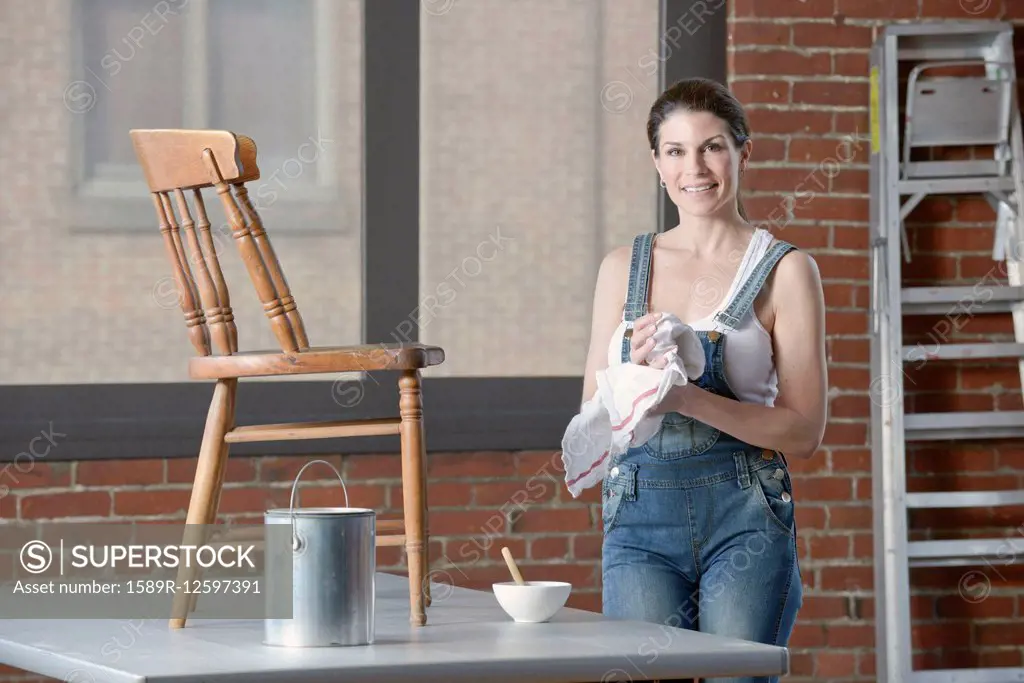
top-left (264, 459), bottom-right (375, 647)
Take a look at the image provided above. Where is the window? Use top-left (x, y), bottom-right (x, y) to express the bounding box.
top-left (67, 0), bottom-right (349, 234)
top-left (0, 0), bottom-right (726, 460)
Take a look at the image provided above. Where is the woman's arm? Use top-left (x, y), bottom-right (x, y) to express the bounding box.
top-left (660, 249), bottom-right (828, 459)
top-left (580, 247), bottom-right (631, 407)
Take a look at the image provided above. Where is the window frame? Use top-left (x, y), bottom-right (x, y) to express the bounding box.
top-left (0, 0), bottom-right (725, 462)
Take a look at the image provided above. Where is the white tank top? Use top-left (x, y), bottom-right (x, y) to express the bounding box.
top-left (607, 228), bottom-right (779, 407)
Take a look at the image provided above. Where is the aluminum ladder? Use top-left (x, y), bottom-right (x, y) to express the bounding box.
top-left (869, 21), bottom-right (1024, 683)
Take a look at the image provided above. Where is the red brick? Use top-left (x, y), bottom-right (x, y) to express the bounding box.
top-left (77, 459), bottom-right (163, 487)
top-left (734, 0), bottom-right (836, 17)
top-left (936, 594), bottom-right (1014, 619)
top-left (821, 421), bottom-right (867, 447)
top-left (430, 509), bottom-right (508, 537)
top-left (0, 462), bottom-right (71, 493)
top-left (809, 253), bottom-right (869, 279)
top-left (790, 623), bottom-right (826, 648)
top-left (299, 483), bottom-right (387, 509)
top-left (215, 487), bottom-right (291, 515)
top-left (423, 481), bottom-right (472, 508)
top-left (821, 564), bottom-right (873, 591)
top-left (167, 457), bottom-right (256, 484)
top-left (916, 226), bottom-right (998, 253)
top-left (833, 51), bottom-right (871, 77)
top-left (826, 623), bottom-right (875, 648)
top-left (794, 503), bottom-right (827, 530)
top-left (514, 451), bottom-right (564, 477)
top-left (829, 395), bottom-right (869, 419)
top-left (915, 623), bottom-right (974, 649)
top-left (828, 366), bottom-right (870, 391)
top-left (909, 446), bottom-right (996, 474)
top-left (799, 476), bottom-right (854, 502)
top-left (830, 170), bottom-right (869, 196)
top-left (836, 0), bottom-right (918, 17)
top-left (852, 531), bottom-right (874, 558)
top-left (826, 311), bottom-right (868, 335)
top-left (473, 480), bottom-right (557, 507)
top-left (922, 0), bottom-right (1001, 17)
top-left (113, 489), bottom-right (191, 517)
top-left (511, 507), bottom-right (592, 534)
top-left (343, 453), bottom-right (403, 480)
top-left (21, 491), bottom-right (111, 519)
top-left (828, 338), bottom-right (869, 363)
top-left (961, 365), bottom-right (1022, 391)
top-left (833, 110), bottom-right (870, 135)
top-left (809, 535), bottom-right (850, 560)
top-left (746, 107), bottom-right (834, 134)
top-left (573, 534), bottom-right (603, 560)
top-left (429, 452), bottom-right (516, 479)
top-left (566, 591), bottom-right (601, 612)
top-left (815, 651), bottom-right (857, 678)
top-left (793, 81), bottom-right (870, 107)
top-left (823, 283), bottom-right (861, 308)
top-left (793, 23), bottom-right (873, 48)
top-left (731, 79), bottom-right (791, 104)
top-left (955, 196), bottom-right (998, 223)
top-left (830, 504), bottom-right (872, 529)
top-left (800, 595), bottom-right (851, 620)
top-left (730, 22), bottom-right (791, 46)
top-left (746, 167), bottom-right (821, 193)
top-left (258, 455), bottom-right (343, 483)
top-left (771, 225), bottom-right (830, 249)
top-left (529, 536), bottom-right (570, 560)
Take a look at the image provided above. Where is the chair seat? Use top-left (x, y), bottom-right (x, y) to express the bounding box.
top-left (189, 343), bottom-right (445, 379)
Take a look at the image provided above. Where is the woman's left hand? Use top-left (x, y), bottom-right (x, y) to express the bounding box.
top-left (649, 382), bottom-right (700, 416)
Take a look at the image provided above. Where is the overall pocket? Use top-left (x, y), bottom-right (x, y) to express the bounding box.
top-left (642, 411), bottom-right (720, 460)
top-left (601, 462), bottom-right (636, 535)
top-left (751, 458), bottom-right (796, 538)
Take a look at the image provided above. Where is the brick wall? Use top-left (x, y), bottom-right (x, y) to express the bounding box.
top-left (730, 0), bottom-right (1024, 681)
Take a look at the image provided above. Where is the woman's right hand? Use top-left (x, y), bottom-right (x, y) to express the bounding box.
top-left (628, 312), bottom-right (664, 366)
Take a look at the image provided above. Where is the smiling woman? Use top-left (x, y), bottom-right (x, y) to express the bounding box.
top-left (578, 77), bottom-right (828, 683)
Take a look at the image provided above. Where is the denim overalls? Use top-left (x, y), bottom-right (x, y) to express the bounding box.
top-left (602, 232), bottom-right (803, 683)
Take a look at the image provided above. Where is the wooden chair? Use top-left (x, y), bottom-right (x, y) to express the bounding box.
top-left (128, 129), bottom-right (443, 630)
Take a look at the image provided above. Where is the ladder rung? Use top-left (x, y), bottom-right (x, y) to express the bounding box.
top-left (908, 537), bottom-right (1024, 567)
top-left (903, 160), bottom-right (1003, 179)
top-left (910, 667), bottom-right (1024, 683)
top-left (902, 286), bottom-right (1024, 316)
top-left (905, 411), bottom-right (1024, 441)
top-left (898, 176), bottom-right (1016, 195)
top-left (906, 490), bottom-right (1024, 508)
top-left (902, 342), bottom-right (1024, 361)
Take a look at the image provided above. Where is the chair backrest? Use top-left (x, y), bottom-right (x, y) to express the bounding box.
top-left (129, 129), bottom-right (310, 357)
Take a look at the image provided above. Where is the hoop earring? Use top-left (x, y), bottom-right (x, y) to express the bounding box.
top-left (659, 178), bottom-right (666, 188)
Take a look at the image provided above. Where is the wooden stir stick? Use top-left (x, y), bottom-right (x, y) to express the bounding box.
top-left (501, 546), bottom-right (526, 585)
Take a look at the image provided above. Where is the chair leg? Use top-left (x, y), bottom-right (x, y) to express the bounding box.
top-left (422, 439), bottom-right (431, 608)
top-left (169, 378), bottom-right (235, 630)
top-left (188, 378), bottom-right (237, 614)
top-left (399, 370), bottom-right (427, 627)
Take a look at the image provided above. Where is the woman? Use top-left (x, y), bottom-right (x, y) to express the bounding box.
top-left (581, 78), bottom-right (827, 682)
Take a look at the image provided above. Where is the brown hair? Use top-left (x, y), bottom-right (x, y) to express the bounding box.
top-left (646, 77), bottom-right (751, 220)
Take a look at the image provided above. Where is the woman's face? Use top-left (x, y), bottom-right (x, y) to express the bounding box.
top-left (651, 110), bottom-right (750, 219)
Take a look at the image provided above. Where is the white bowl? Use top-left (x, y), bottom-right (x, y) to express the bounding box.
top-left (492, 581), bottom-right (572, 623)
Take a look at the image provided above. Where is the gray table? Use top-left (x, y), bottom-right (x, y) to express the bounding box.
top-left (0, 572), bottom-right (788, 682)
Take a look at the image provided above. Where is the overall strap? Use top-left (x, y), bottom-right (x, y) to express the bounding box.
top-left (620, 232), bottom-right (656, 363)
top-left (713, 240), bottom-right (797, 332)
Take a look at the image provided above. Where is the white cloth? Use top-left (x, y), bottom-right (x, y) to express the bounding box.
top-left (561, 313), bottom-right (705, 498)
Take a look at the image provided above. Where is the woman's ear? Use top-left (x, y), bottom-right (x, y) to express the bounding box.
top-left (740, 138), bottom-right (753, 174)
